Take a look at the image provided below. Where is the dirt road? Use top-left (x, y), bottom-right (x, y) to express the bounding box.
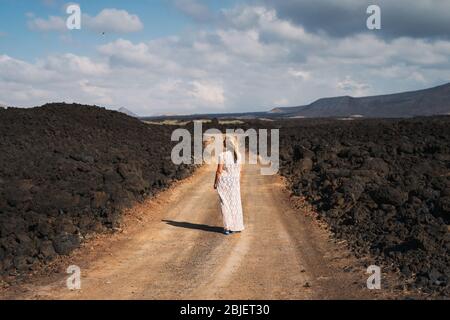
top-left (1, 162), bottom-right (388, 300)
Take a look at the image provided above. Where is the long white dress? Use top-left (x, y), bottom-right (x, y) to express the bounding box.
top-left (217, 150), bottom-right (245, 232)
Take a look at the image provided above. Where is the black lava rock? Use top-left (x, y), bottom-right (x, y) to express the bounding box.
top-left (0, 103), bottom-right (197, 276)
top-left (278, 117), bottom-right (450, 295)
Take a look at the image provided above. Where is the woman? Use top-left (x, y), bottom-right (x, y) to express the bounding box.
top-left (214, 135), bottom-right (245, 235)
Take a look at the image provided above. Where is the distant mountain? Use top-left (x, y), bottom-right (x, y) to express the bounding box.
top-left (142, 82), bottom-right (450, 121)
top-left (271, 83), bottom-right (450, 118)
top-left (118, 107), bottom-right (138, 118)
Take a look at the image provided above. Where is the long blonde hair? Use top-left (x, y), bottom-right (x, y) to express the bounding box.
top-left (223, 135), bottom-right (238, 163)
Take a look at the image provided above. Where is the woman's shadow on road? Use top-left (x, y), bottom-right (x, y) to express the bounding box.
top-left (162, 220), bottom-right (224, 234)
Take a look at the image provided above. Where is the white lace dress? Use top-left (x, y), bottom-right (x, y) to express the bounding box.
top-left (217, 151), bottom-right (245, 232)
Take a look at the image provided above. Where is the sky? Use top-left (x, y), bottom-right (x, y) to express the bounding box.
top-left (0, 0), bottom-right (449, 116)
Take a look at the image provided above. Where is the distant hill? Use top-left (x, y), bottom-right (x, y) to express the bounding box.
top-left (141, 82), bottom-right (450, 121)
top-left (118, 107), bottom-right (138, 118)
top-left (271, 83), bottom-right (450, 118)
top-left (141, 111), bottom-right (268, 121)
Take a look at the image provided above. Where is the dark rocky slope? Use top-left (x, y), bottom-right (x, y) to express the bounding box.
top-left (0, 103), bottom-right (194, 277)
top-left (278, 117), bottom-right (450, 295)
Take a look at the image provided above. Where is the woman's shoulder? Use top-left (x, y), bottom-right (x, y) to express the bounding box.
top-left (219, 150), bottom-right (233, 162)
top-left (218, 150), bottom-right (228, 162)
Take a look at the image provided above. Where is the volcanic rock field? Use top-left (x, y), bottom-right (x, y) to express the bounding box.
top-left (0, 104), bottom-right (195, 278)
top-left (278, 117), bottom-right (450, 295)
top-left (0, 104), bottom-right (449, 297)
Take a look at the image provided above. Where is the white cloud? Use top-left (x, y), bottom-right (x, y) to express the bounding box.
top-left (28, 15), bottom-right (66, 32)
top-left (99, 39), bottom-right (160, 67)
top-left (4, 4), bottom-right (450, 115)
top-left (78, 80), bottom-right (114, 105)
top-left (190, 81), bottom-right (225, 106)
top-left (288, 69), bottom-right (310, 80)
top-left (27, 8), bottom-right (143, 33)
top-left (43, 54), bottom-right (109, 76)
top-left (337, 77), bottom-right (370, 96)
top-left (223, 6), bottom-right (322, 45)
top-left (173, 0), bottom-right (213, 22)
top-left (0, 55), bottom-right (59, 83)
top-left (216, 29), bottom-right (285, 60)
top-left (83, 9), bottom-right (143, 33)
